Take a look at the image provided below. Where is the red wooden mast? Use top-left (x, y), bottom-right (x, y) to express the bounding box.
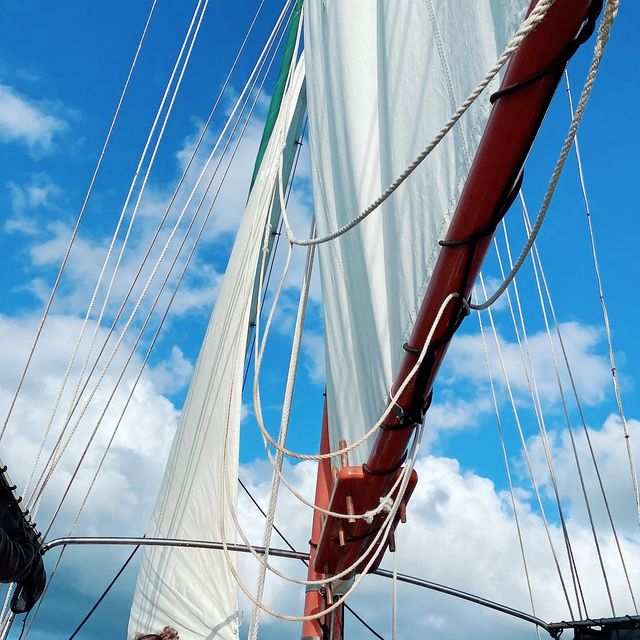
top-left (310, 0), bottom-right (603, 580)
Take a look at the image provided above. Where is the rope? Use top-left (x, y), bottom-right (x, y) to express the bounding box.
top-left (253, 286), bottom-right (462, 461)
top-left (392, 549), bottom-right (398, 640)
top-left (471, 0), bottom-right (620, 310)
top-left (505, 207), bottom-right (615, 615)
top-left (477, 278), bottom-right (575, 618)
top-left (281, 0), bottom-right (555, 247)
top-left (563, 70), bottom-right (640, 528)
top-left (36, 1), bottom-right (294, 538)
top-left (486, 246), bottom-right (587, 617)
top-left (26, 0), bottom-right (211, 510)
top-left (222, 359), bottom-right (426, 619)
top-left (476, 305), bottom-right (540, 640)
top-left (0, 0), bottom-right (159, 445)
top-left (520, 200), bottom-right (638, 613)
top-left (21, 7), bottom-right (293, 636)
top-left (247, 41), bottom-right (308, 640)
top-left (28, 0), bottom-right (289, 515)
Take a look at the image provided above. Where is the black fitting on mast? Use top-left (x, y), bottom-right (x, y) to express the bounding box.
top-left (0, 461), bottom-right (46, 614)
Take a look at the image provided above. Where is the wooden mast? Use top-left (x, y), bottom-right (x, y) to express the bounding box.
top-left (312, 0), bottom-right (603, 578)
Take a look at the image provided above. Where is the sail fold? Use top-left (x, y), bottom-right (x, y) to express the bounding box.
top-left (128, 58), bottom-right (306, 640)
top-left (304, 0), bottom-right (527, 463)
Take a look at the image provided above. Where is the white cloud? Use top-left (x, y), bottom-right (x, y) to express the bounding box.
top-left (445, 321), bottom-right (611, 408)
top-left (0, 83), bottom-right (66, 151)
top-left (147, 345), bottom-right (194, 395)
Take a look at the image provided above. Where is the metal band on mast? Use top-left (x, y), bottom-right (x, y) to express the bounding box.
top-left (313, 0), bottom-right (605, 578)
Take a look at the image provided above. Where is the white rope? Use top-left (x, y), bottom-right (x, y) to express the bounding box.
top-left (472, 0), bottom-right (620, 310)
top-left (477, 279), bottom-right (575, 618)
top-left (27, 2), bottom-right (292, 514)
top-left (392, 549), bottom-right (398, 640)
top-left (0, 0), bottom-right (159, 445)
top-left (280, 0), bottom-right (555, 247)
top-left (222, 359), bottom-right (425, 619)
top-left (505, 206), bottom-right (615, 615)
top-left (32, 1), bottom-right (295, 531)
top-left (253, 271), bottom-right (462, 462)
top-left (519, 198), bottom-right (638, 612)
top-left (563, 70), bottom-right (640, 528)
top-left (23, 33), bottom-right (286, 640)
top-left (248, 52), bottom-right (309, 640)
top-left (26, 0), bottom-right (210, 510)
top-left (486, 244), bottom-right (587, 616)
top-left (476, 305), bottom-right (540, 639)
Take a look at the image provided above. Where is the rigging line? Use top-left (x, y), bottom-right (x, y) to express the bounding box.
top-left (21, 50), bottom-right (282, 640)
top-left (38, 15), bottom-right (291, 541)
top-left (489, 241), bottom-right (587, 617)
top-left (472, 0), bottom-right (620, 310)
top-left (475, 300), bottom-right (541, 640)
top-left (26, 0), bottom-right (275, 508)
top-left (236, 479), bottom-right (385, 640)
top-left (478, 275), bottom-right (575, 619)
top-left (281, 0), bottom-right (556, 247)
top-left (505, 206), bottom-right (615, 615)
top-left (222, 359), bottom-right (426, 620)
top-left (392, 549), bottom-right (398, 640)
top-left (28, 0), bottom-right (291, 514)
top-left (25, 0), bottom-right (211, 510)
top-left (0, 0), bottom-right (158, 444)
top-left (241, 113), bottom-right (308, 391)
top-left (33, 0), bottom-right (212, 499)
top-left (247, 228), bottom-right (315, 636)
top-left (40, 535), bottom-right (554, 632)
top-left (564, 70), bottom-right (640, 528)
top-left (23, 24), bottom-right (294, 637)
top-left (519, 200), bottom-right (638, 613)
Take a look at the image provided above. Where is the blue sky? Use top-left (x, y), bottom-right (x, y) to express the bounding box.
top-left (1, 1), bottom-right (639, 639)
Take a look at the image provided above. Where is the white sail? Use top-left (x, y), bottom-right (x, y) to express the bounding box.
top-left (304, 0), bottom-right (528, 463)
top-left (128, 58), bottom-right (306, 640)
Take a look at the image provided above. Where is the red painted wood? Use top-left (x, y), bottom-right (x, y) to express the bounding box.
top-left (302, 405), bottom-right (343, 640)
top-left (315, 0), bottom-right (598, 576)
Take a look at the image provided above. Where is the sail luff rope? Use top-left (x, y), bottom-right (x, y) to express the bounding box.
top-left (247, 60), bottom-right (310, 639)
top-left (26, 0), bottom-right (211, 511)
top-left (32, 0), bottom-right (294, 538)
top-left (472, 0), bottom-right (620, 310)
top-left (20, 11), bottom-right (293, 636)
top-left (475, 301), bottom-right (541, 640)
top-left (229, 303), bottom-right (468, 586)
top-left (490, 241), bottom-right (587, 617)
top-left (27, 0), bottom-right (289, 515)
top-left (478, 275), bottom-right (575, 618)
top-left (0, 0), bottom-right (159, 445)
top-left (504, 207), bottom-right (616, 615)
top-left (222, 360), bottom-right (427, 620)
top-left (281, 0), bottom-right (555, 247)
top-left (563, 70), bottom-right (640, 527)
top-left (519, 200), bottom-right (639, 613)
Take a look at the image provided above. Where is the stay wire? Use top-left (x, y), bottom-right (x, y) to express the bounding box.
top-left (27, 0), bottom-right (211, 510)
top-left (490, 239), bottom-right (587, 617)
top-left (29, 0), bottom-right (288, 516)
top-left (21, 8), bottom-right (292, 636)
top-left (564, 70), bottom-right (640, 528)
top-left (478, 275), bottom-right (575, 618)
top-left (475, 300), bottom-right (541, 640)
top-left (519, 200), bottom-right (638, 613)
top-left (505, 205), bottom-right (615, 615)
top-left (0, 0), bottom-right (158, 444)
top-left (40, 0), bottom-right (292, 541)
